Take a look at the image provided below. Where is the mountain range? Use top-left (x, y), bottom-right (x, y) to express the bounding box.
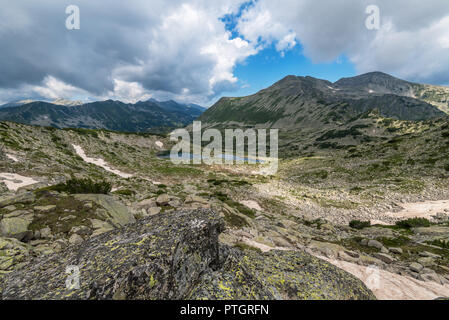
top-left (1, 72), bottom-right (448, 139)
top-left (0, 99), bottom-right (205, 133)
top-left (200, 72), bottom-right (448, 129)
top-left (198, 72), bottom-right (449, 155)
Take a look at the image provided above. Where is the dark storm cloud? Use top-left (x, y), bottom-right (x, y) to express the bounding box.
top-left (1, 0), bottom-right (449, 104)
top-left (0, 1), bottom-right (159, 93)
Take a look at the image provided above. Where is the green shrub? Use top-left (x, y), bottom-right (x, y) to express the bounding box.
top-left (225, 199), bottom-right (256, 218)
top-left (428, 239), bottom-right (449, 249)
top-left (113, 189), bottom-right (135, 196)
top-left (212, 191), bottom-right (229, 202)
top-left (46, 178), bottom-right (111, 194)
top-left (396, 218), bottom-right (430, 229)
top-left (349, 220), bottom-right (371, 230)
top-left (223, 211), bottom-right (249, 229)
top-left (0, 143), bottom-right (5, 160)
top-left (234, 242), bottom-right (262, 253)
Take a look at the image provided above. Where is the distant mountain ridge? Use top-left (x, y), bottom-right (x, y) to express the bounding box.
top-left (0, 99), bottom-right (205, 133)
top-left (199, 72), bottom-right (448, 130)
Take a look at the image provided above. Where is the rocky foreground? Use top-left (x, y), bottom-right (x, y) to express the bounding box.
top-left (0, 208), bottom-right (374, 300)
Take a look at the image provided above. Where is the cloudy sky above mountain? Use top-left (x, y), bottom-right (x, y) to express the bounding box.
top-left (0, 0), bottom-right (449, 106)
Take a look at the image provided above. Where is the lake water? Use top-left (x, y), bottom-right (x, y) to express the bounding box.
top-left (157, 152), bottom-right (264, 164)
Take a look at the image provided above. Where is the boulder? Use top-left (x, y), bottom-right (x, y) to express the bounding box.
top-left (419, 251), bottom-right (441, 259)
top-left (0, 237), bottom-right (31, 273)
top-left (137, 198), bottom-right (157, 209)
top-left (156, 194), bottom-right (170, 206)
top-left (74, 194), bottom-right (135, 228)
top-left (89, 219), bottom-right (114, 237)
top-left (168, 199), bottom-right (182, 208)
top-left (418, 257), bottom-right (436, 267)
top-left (33, 244), bottom-right (54, 256)
top-left (147, 207), bottom-right (161, 216)
top-left (367, 239), bottom-right (383, 250)
top-left (359, 254), bottom-right (384, 267)
top-left (338, 251), bottom-right (359, 263)
top-left (419, 272), bottom-right (442, 285)
top-left (39, 227), bottom-right (52, 239)
top-left (0, 217), bottom-right (31, 241)
top-left (68, 234), bottom-right (84, 245)
top-left (389, 247), bottom-right (403, 255)
top-left (421, 268), bottom-right (436, 274)
top-left (3, 206), bottom-right (16, 212)
top-left (409, 262), bottom-right (423, 273)
top-left (435, 212), bottom-right (448, 221)
top-left (185, 195), bottom-right (209, 204)
top-left (373, 253), bottom-right (395, 264)
top-left (308, 240), bottom-right (345, 258)
top-left (0, 209), bottom-right (375, 300)
top-left (33, 205), bottom-right (56, 213)
top-left (70, 226), bottom-right (92, 237)
top-left (4, 210), bottom-right (32, 219)
top-left (0, 193), bottom-right (35, 208)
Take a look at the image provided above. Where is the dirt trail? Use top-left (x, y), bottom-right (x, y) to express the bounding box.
top-left (322, 257), bottom-right (449, 300)
top-left (242, 238), bottom-right (291, 253)
top-left (386, 200), bottom-right (449, 220)
top-left (242, 238), bottom-right (449, 300)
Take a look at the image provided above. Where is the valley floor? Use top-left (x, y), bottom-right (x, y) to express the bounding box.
top-left (1, 121), bottom-right (449, 299)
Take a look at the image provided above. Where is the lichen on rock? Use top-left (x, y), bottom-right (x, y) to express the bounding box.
top-left (0, 209), bottom-right (375, 300)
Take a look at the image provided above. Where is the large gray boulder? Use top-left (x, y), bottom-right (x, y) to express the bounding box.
top-left (0, 218), bottom-right (31, 241)
top-left (74, 194), bottom-right (135, 227)
top-left (0, 193), bottom-right (35, 208)
top-left (0, 209), bottom-right (375, 300)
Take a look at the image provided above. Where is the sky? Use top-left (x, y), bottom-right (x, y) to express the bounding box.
top-left (0, 0), bottom-right (449, 107)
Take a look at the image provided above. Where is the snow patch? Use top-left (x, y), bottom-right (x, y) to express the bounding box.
top-left (72, 144), bottom-right (133, 178)
top-left (155, 141), bottom-right (164, 148)
top-left (6, 154), bottom-right (19, 162)
top-left (239, 200), bottom-right (262, 211)
top-left (0, 173), bottom-right (39, 191)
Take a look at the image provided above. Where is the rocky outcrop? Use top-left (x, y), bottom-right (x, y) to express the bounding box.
top-left (0, 237), bottom-right (31, 276)
top-left (73, 194), bottom-right (135, 227)
top-left (0, 209), bottom-right (375, 300)
top-left (0, 191), bottom-right (137, 274)
top-left (0, 217), bottom-right (31, 241)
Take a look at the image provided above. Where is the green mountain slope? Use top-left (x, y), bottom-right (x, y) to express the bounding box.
top-left (200, 72), bottom-right (447, 131)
